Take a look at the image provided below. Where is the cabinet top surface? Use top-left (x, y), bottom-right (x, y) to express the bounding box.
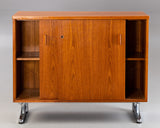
top-left (13, 11), bottom-right (149, 20)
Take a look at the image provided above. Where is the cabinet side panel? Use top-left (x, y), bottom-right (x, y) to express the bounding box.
top-left (13, 20), bottom-right (22, 101)
top-left (145, 19), bottom-right (149, 101)
top-left (13, 19), bottom-right (16, 101)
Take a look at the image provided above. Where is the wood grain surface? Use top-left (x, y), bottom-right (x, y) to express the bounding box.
top-left (40, 19), bottom-right (125, 100)
top-left (12, 11), bottom-right (149, 20)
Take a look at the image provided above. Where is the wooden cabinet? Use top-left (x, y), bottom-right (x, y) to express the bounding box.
top-left (13, 12), bottom-right (149, 102)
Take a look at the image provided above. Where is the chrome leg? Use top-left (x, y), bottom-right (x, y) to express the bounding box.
top-left (132, 102), bottom-right (142, 123)
top-left (19, 103), bottom-right (28, 124)
top-left (25, 103), bottom-right (29, 113)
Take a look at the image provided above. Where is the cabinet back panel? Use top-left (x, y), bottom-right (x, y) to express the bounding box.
top-left (125, 61), bottom-right (145, 99)
top-left (16, 61), bottom-right (39, 90)
top-left (126, 20), bottom-right (146, 58)
top-left (16, 21), bottom-right (39, 56)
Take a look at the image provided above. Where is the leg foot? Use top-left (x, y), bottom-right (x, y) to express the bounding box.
top-left (132, 102), bottom-right (142, 123)
top-left (25, 103), bottom-right (29, 113)
top-left (19, 103), bottom-right (28, 124)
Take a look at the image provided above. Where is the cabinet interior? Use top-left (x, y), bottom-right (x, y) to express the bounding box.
top-left (126, 20), bottom-right (146, 58)
top-left (125, 61), bottom-right (145, 99)
top-left (16, 20), bottom-right (39, 60)
top-left (125, 20), bottom-right (147, 99)
top-left (16, 61), bottom-right (39, 100)
top-left (15, 20), bottom-right (40, 100)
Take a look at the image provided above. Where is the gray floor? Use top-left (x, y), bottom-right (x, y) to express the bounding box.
top-left (0, 11), bottom-right (160, 128)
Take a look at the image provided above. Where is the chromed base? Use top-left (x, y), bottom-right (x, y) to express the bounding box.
top-left (132, 102), bottom-right (142, 123)
top-left (17, 103), bottom-right (142, 124)
top-left (19, 103), bottom-right (28, 124)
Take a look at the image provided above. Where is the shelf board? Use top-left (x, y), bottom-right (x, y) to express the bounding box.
top-left (126, 58), bottom-right (145, 61)
top-left (126, 88), bottom-right (144, 99)
top-left (16, 88), bottom-right (39, 101)
top-left (15, 88), bottom-right (146, 102)
top-left (16, 52), bottom-right (39, 61)
top-left (126, 50), bottom-right (145, 59)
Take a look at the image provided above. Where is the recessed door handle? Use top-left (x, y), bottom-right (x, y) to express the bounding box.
top-left (120, 34), bottom-right (122, 45)
top-left (44, 34), bottom-right (47, 45)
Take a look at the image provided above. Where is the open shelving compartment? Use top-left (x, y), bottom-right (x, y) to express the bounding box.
top-left (15, 20), bottom-right (40, 101)
top-left (126, 20), bottom-right (146, 59)
top-left (126, 60), bottom-right (145, 99)
top-left (125, 20), bottom-right (147, 100)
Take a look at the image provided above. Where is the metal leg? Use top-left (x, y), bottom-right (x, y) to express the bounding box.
top-left (25, 103), bottom-right (29, 113)
top-left (19, 103), bottom-right (28, 124)
top-left (132, 102), bottom-right (142, 123)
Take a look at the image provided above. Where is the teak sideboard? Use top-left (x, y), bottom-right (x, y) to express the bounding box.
top-left (12, 11), bottom-right (149, 124)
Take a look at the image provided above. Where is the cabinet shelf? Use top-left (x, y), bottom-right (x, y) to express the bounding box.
top-left (16, 88), bottom-right (39, 101)
top-left (126, 58), bottom-right (145, 61)
top-left (17, 52), bottom-right (39, 61)
top-left (126, 53), bottom-right (145, 59)
top-left (126, 88), bottom-right (144, 99)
